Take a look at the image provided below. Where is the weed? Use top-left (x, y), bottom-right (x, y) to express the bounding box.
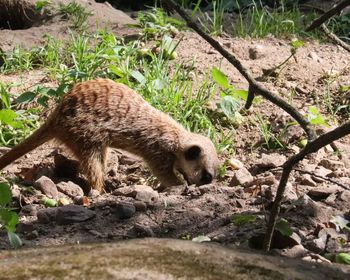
top-left (58, 1), bottom-right (92, 30)
top-left (0, 181), bottom-right (22, 248)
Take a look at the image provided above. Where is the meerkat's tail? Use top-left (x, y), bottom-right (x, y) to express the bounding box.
top-left (0, 123), bottom-right (54, 170)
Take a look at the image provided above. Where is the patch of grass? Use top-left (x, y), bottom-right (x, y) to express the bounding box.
top-left (58, 1), bottom-right (92, 30)
top-left (234, 1), bottom-right (319, 38)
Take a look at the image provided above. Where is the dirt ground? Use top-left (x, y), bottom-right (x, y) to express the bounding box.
top-left (0, 0), bottom-right (350, 268)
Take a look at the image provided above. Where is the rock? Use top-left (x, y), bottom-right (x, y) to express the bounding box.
top-left (10, 184), bottom-right (21, 200)
top-left (37, 208), bottom-right (57, 224)
top-left (17, 222), bottom-right (35, 234)
top-left (256, 153), bottom-right (286, 169)
top-left (308, 51), bottom-right (321, 62)
top-left (305, 235), bottom-right (327, 254)
top-left (312, 166), bottom-right (332, 183)
top-left (230, 168), bottom-right (254, 187)
top-left (133, 223), bottom-right (155, 237)
top-left (112, 186), bottom-right (136, 197)
top-left (58, 197), bottom-right (71, 206)
top-left (307, 186), bottom-right (340, 200)
top-left (74, 196), bottom-right (90, 206)
top-left (198, 184), bottom-right (214, 194)
top-left (248, 45), bottom-right (265, 60)
top-left (20, 204), bottom-right (38, 216)
top-left (54, 154), bottom-right (80, 178)
top-left (284, 183), bottom-right (298, 201)
top-left (26, 230), bottom-right (39, 240)
top-left (34, 176), bottom-right (58, 199)
top-left (134, 185), bottom-right (159, 205)
top-left (133, 201), bottom-right (147, 212)
top-left (57, 181), bottom-right (84, 198)
top-left (295, 195), bottom-right (329, 220)
top-left (302, 253), bottom-right (331, 264)
top-left (227, 158), bottom-right (244, 170)
top-left (319, 159), bottom-right (345, 171)
top-left (296, 174), bottom-right (317, 187)
top-left (279, 244), bottom-right (308, 258)
top-left (56, 205), bottom-right (95, 225)
top-left (339, 190), bottom-right (350, 201)
top-left (115, 202), bottom-right (136, 219)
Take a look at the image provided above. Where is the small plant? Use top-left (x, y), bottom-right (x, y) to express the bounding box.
top-left (58, 1), bottom-right (92, 30)
top-left (136, 8), bottom-right (185, 39)
top-left (0, 182), bottom-right (22, 248)
top-left (255, 114), bottom-right (286, 150)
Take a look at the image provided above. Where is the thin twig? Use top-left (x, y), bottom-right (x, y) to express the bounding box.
top-left (164, 0), bottom-right (317, 141)
top-left (270, 167), bottom-right (350, 190)
top-left (306, 0), bottom-right (350, 31)
top-left (320, 24), bottom-right (350, 52)
top-left (263, 122), bottom-right (350, 251)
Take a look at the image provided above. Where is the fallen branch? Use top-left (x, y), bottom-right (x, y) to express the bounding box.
top-left (306, 0), bottom-right (350, 31)
top-left (320, 24), bottom-right (350, 52)
top-left (163, 0), bottom-right (317, 141)
top-left (263, 121), bottom-right (350, 251)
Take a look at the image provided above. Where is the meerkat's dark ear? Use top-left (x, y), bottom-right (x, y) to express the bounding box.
top-left (184, 145), bottom-right (201, 161)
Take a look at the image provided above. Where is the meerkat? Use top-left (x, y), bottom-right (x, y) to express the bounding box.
top-left (0, 79), bottom-right (219, 192)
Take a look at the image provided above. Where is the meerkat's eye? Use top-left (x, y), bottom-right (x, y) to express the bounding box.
top-left (201, 169), bottom-right (213, 184)
top-left (184, 145), bottom-right (201, 161)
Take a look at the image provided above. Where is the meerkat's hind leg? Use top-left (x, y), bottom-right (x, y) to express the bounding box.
top-left (79, 146), bottom-right (108, 193)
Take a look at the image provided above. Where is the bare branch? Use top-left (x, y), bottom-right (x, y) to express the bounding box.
top-left (320, 24), bottom-right (350, 52)
top-left (164, 0), bottom-right (317, 141)
top-left (306, 0), bottom-right (350, 31)
top-left (263, 122), bottom-right (350, 251)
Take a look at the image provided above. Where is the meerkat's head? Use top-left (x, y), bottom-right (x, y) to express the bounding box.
top-left (174, 133), bottom-right (219, 186)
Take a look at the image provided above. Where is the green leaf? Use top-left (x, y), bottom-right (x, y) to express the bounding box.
top-left (4, 211), bottom-right (19, 233)
top-left (330, 216), bottom-right (350, 231)
top-left (0, 109), bottom-right (17, 126)
top-left (231, 89), bottom-right (249, 101)
top-left (0, 182), bottom-right (12, 206)
top-left (16, 91), bottom-right (37, 104)
top-left (307, 106), bottom-right (329, 127)
top-left (336, 253), bottom-right (350, 265)
top-left (290, 39), bottom-right (304, 49)
top-left (130, 70), bottom-right (146, 85)
top-left (232, 214), bottom-right (257, 226)
top-left (108, 64), bottom-right (124, 77)
top-left (220, 95), bottom-right (240, 119)
top-left (276, 218), bottom-right (293, 237)
top-left (42, 198), bottom-right (58, 207)
top-left (212, 67), bottom-right (229, 89)
top-left (7, 232), bottom-right (22, 249)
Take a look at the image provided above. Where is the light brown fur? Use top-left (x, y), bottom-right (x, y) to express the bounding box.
top-left (0, 79), bottom-right (219, 192)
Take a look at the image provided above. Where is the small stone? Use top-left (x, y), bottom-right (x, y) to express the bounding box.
top-left (279, 244), bottom-right (308, 258)
top-left (256, 153), bottom-right (286, 168)
top-left (34, 176), bottom-right (58, 199)
top-left (112, 186), bottom-right (136, 197)
top-left (74, 196), bottom-right (90, 206)
top-left (133, 223), bottom-right (155, 237)
top-left (57, 181), bottom-right (84, 198)
top-left (305, 235), bottom-right (327, 254)
top-left (115, 202), bottom-right (136, 219)
top-left (26, 230), bottom-right (39, 240)
top-left (319, 159), bottom-right (345, 171)
top-left (133, 201), bottom-right (147, 212)
top-left (56, 205), bottom-right (95, 225)
top-left (312, 166), bottom-right (333, 183)
top-left (297, 174), bottom-right (317, 187)
top-left (17, 222), bottom-right (35, 233)
top-left (307, 186), bottom-right (339, 200)
top-left (37, 208), bottom-right (57, 224)
top-left (227, 158), bottom-right (244, 170)
top-left (249, 44), bottom-right (265, 59)
top-left (134, 185), bottom-right (159, 205)
top-left (230, 168), bottom-right (254, 187)
top-left (21, 204), bottom-right (38, 216)
top-left (58, 197), bottom-right (71, 206)
top-left (198, 184), bottom-right (213, 194)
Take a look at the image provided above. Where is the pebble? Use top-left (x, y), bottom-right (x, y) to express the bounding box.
top-left (55, 205), bottom-right (96, 225)
top-left (34, 176), bottom-right (58, 199)
top-left (133, 223), bottom-right (155, 237)
top-left (256, 153), bottom-right (286, 168)
top-left (248, 44), bottom-right (265, 60)
top-left (230, 167), bottom-right (254, 187)
top-left (57, 181), bottom-right (84, 198)
top-left (115, 202), bottom-right (136, 219)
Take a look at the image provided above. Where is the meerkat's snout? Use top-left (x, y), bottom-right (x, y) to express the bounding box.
top-left (174, 134), bottom-right (219, 186)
